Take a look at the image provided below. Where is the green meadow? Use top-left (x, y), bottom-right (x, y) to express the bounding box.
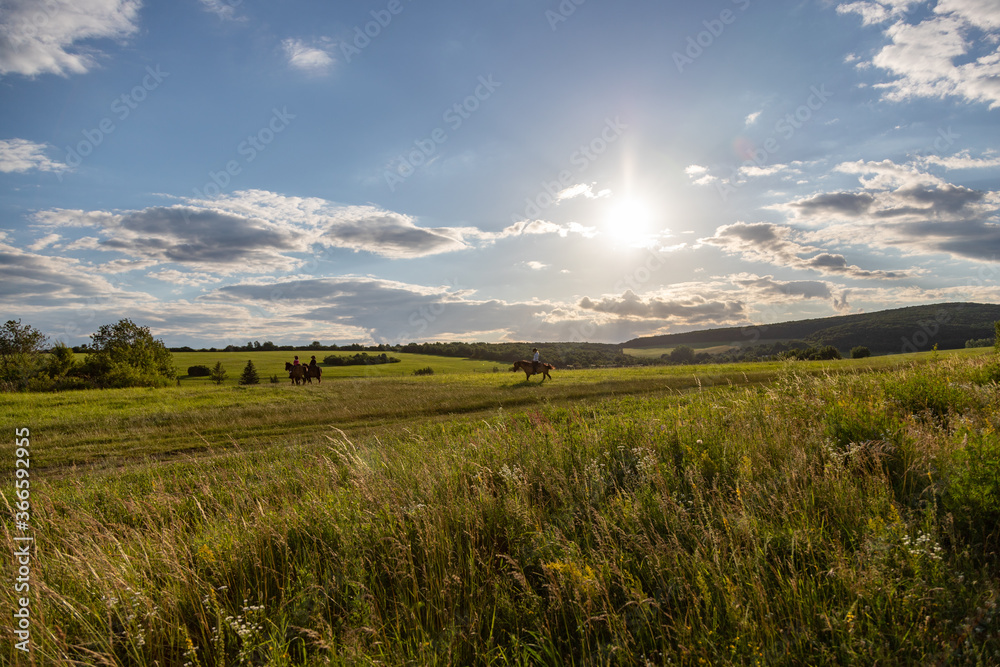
top-left (2, 349), bottom-right (999, 665)
top-left (171, 351), bottom-right (506, 383)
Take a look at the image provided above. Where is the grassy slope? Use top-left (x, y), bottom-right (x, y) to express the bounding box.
top-left (2, 349), bottom-right (999, 665)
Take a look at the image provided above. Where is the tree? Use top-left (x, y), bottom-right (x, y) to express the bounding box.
top-left (668, 345), bottom-right (696, 365)
top-left (851, 346), bottom-right (872, 359)
top-left (45, 343), bottom-right (79, 377)
top-left (995, 320), bottom-right (1000, 356)
top-left (238, 360), bottom-right (259, 385)
top-left (83, 319), bottom-right (175, 388)
top-left (0, 319), bottom-right (48, 390)
top-left (210, 361), bottom-right (227, 385)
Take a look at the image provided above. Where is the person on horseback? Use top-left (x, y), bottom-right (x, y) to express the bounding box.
top-left (532, 348), bottom-right (540, 374)
top-left (309, 355), bottom-right (318, 370)
top-left (293, 355), bottom-right (300, 366)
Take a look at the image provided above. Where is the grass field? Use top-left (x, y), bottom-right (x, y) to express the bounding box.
top-left (2, 349), bottom-right (999, 665)
top-left (170, 351), bottom-right (504, 383)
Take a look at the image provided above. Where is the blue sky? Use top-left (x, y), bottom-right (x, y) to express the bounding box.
top-left (1, 0), bottom-right (999, 347)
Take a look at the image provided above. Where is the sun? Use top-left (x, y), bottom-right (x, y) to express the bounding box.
top-left (604, 195), bottom-right (659, 247)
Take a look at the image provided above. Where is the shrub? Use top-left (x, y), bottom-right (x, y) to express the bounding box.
top-left (83, 319), bottom-right (175, 388)
top-left (413, 367), bottom-right (434, 376)
top-left (942, 431), bottom-right (1000, 551)
top-left (850, 346), bottom-right (871, 359)
top-left (885, 372), bottom-right (971, 422)
top-left (0, 319), bottom-right (48, 390)
top-left (667, 345), bottom-right (696, 365)
top-left (187, 365), bottom-right (211, 377)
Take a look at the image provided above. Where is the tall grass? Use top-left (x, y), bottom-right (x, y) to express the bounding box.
top-left (1, 353), bottom-right (998, 665)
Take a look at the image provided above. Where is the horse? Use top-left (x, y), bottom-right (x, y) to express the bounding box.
top-left (304, 364), bottom-right (322, 384)
top-left (285, 361), bottom-right (305, 385)
top-left (512, 359), bottom-right (554, 382)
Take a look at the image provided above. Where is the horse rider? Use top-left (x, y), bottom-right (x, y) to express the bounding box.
top-left (293, 355), bottom-right (301, 366)
top-left (532, 348), bottom-right (540, 374)
top-left (309, 356), bottom-right (318, 371)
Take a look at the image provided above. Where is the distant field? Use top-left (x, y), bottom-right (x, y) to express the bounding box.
top-left (171, 350), bottom-right (503, 383)
top-left (623, 344), bottom-right (738, 357)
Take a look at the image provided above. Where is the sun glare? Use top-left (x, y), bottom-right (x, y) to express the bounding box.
top-left (605, 196), bottom-right (660, 247)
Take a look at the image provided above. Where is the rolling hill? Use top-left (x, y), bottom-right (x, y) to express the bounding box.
top-left (622, 302), bottom-right (1000, 355)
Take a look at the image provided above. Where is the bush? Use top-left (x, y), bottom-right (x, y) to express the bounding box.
top-left (324, 353), bottom-right (400, 366)
top-left (965, 337), bottom-right (993, 349)
top-left (942, 431), bottom-right (1000, 551)
top-left (187, 365), bottom-right (211, 377)
top-left (83, 319), bottom-right (175, 388)
top-left (850, 346), bottom-right (872, 359)
top-left (667, 345), bottom-right (696, 365)
top-left (0, 319), bottom-right (48, 390)
top-left (413, 367), bottom-right (434, 376)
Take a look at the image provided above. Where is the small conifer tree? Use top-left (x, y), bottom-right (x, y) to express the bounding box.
top-left (210, 361), bottom-right (227, 385)
top-left (238, 360), bottom-right (259, 385)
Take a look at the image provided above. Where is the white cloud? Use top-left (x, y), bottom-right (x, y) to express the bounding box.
top-left (745, 110), bottom-right (762, 126)
top-left (935, 0), bottom-right (1000, 30)
top-left (499, 219), bottom-right (598, 239)
top-left (552, 182), bottom-right (611, 202)
top-left (148, 269), bottom-right (219, 287)
top-left (839, 1), bottom-right (1000, 108)
top-left (282, 38), bottom-right (334, 75)
top-left (0, 139), bottom-right (67, 173)
top-left (685, 164), bottom-right (717, 186)
top-left (917, 150), bottom-right (1000, 170)
top-left (27, 233), bottom-right (60, 251)
top-left (199, 0), bottom-right (243, 21)
top-left (0, 0), bottom-right (141, 77)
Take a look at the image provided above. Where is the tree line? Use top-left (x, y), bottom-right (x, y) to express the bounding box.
top-left (1, 318), bottom-right (174, 391)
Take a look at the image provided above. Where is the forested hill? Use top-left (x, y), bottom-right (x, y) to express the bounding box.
top-left (622, 302), bottom-right (1000, 354)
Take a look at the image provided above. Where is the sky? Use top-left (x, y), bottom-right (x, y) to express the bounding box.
top-left (1, 0), bottom-right (999, 348)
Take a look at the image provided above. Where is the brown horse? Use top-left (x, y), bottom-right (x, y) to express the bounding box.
top-left (304, 364), bottom-right (322, 384)
top-left (285, 361), bottom-right (305, 385)
top-left (512, 359), bottom-right (554, 382)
